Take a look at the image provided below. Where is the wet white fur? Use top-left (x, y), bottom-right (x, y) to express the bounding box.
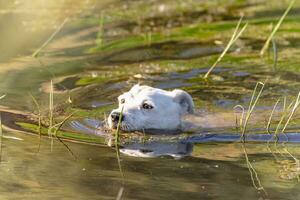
top-left (108, 84), bottom-right (194, 132)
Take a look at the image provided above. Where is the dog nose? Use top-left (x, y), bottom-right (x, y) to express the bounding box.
top-left (110, 112), bottom-right (124, 123)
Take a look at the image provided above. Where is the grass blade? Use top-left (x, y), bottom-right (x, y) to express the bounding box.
top-left (32, 18), bottom-right (68, 57)
top-left (260, 0), bottom-right (296, 56)
top-left (240, 82), bottom-right (265, 141)
top-left (29, 93), bottom-right (42, 152)
top-left (115, 106), bottom-right (125, 181)
top-left (204, 17), bottom-right (248, 78)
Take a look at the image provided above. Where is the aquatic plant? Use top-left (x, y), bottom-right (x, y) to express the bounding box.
top-left (29, 93), bottom-right (42, 152)
top-left (114, 106), bottom-right (125, 181)
top-left (96, 12), bottom-right (105, 49)
top-left (28, 80), bottom-right (78, 158)
top-left (144, 32), bottom-right (152, 46)
top-left (281, 92), bottom-right (300, 134)
top-left (234, 82), bottom-right (265, 142)
top-left (114, 106), bottom-right (124, 147)
top-left (242, 144), bottom-right (266, 195)
top-left (266, 92), bottom-right (300, 143)
top-left (204, 16), bottom-right (248, 78)
top-left (266, 99), bottom-right (280, 134)
top-left (48, 112), bottom-right (77, 159)
top-left (32, 18), bottom-right (68, 57)
top-left (260, 0), bottom-right (296, 56)
top-left (49, 80), bottom-right (54, 149)
top-left (271, 38), bottom-right (278, 71)
top-left (0, 94), bottom-right (6, 161)
top-left (235, 83), bottom-right (269, 195)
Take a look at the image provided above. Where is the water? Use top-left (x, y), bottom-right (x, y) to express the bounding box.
top-left (0, 0), bottom-right (300, 199)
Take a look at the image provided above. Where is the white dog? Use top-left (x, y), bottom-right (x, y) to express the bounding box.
top-left (108, 84), bottom-right (194, 132)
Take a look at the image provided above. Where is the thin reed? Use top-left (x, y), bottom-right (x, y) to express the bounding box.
top-left (204, 16), bottom-right (248, 78)
top-left (0, 94), bottom-right (6, 161)
top-left (271, 38), bottom-right (278, 70)
top-left (234, 82), bottom-right (265, 141)
top-left (96, 12), bottom-right (104, 48)
top-left (29, 93), bottom-right (42, 152)
top-left (0, 113), bottom-right (2, 162)
top-left (242, 144), bottom-right (267, 194)
top-left (266, 99), bottom-right (280, 134)
top-left (49, 80), bottom-right (54, 151)
top-left (273, 98), bottom-right (294, 142)
top-left (281, 92), bottom-right (300, 134)
top-left (50, 112), bottom-right (77, 159)
top-left (49, 80), bottom-right (54, 129)
top-left (29, 94), bottom-right (42, 136)
top-left (32, 18), bottom-right (68, 57)
top-left (115, 106), bottom-right (125, 180)
top-left (260, 0), bottom-right (295, 56)
top-left (265, 92), bottom-right (299, 143)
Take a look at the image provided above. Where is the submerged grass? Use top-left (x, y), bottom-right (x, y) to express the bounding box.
top-left (260, 0), bottom-right (296, 56)
top-left (204, 16), bottom-right (248, 78)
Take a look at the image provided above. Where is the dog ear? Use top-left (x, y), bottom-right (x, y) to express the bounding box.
top-left (172, 89), bottom-right (194, 114)
top-left (129, 84), bottom-right (141, 93)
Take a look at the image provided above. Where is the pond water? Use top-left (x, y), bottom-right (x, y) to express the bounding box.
top-left (0, 0), bottom-right (300, 199)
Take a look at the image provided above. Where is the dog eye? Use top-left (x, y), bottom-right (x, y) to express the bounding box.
top-left (142, 103), bottom-right (153, 109)
top-left (120, 99), bottom-right (125, 104)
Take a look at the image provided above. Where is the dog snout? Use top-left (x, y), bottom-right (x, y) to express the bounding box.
top-left (110, 112), bottom-right (124, 123)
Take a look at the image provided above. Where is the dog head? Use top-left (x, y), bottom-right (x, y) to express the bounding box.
top-left (108, 84), bottom-right (194, 132)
